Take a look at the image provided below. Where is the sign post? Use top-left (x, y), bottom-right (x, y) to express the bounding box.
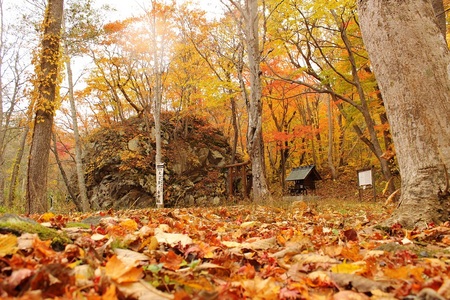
top-left (357, 167), bottom-right (376, 201)
top-left (156, 163), bottom-right (164, 208)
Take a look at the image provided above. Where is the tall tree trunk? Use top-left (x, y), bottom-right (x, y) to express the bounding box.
top-left (51, 133), bottom-right (82, 212)
top-left (230, 95), bottom-right (239, 164)
top-left (65, 51), bottom-right (90, 212)
top-left (327, 95), bottom-right (337, 180)
top-left (26, 0), bottom-right (64, 214)
top-left (0, 0), bottom-right (5, 206)
top-left (336, 113), bottom-right (346, 167)
top-left (7, 125), bottom-right (29, 208)
top-left (152, 0), bottom-right (164, 208)
top-left (243, 0), bottom-right (270, 201)
top-left (358, 0), bottom-right (450, 228)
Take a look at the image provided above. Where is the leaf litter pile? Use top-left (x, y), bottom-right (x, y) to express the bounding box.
top-left (1, 200), bottom-right (450, 299)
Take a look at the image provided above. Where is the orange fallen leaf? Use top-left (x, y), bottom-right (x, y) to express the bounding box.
top-left (160, 250), bottom-right (183, 271)
top-left (33, 237), bottom-right (56, 259)
top-left (102, 283), bottom-right (117, 300)
top-left (104, 255), bottom-right (143, 283)
top-left (383, 265), bottom-right (424, 282)
top-left (242, 276), bottom-right (281, 300)
top-left (341, 242), bottom-right (363, 261)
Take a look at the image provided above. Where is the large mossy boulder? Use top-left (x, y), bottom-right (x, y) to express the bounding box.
top-left (83, 113), bottom-right (235, 209)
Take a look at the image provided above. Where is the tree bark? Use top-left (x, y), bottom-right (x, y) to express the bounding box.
top-left (327, 95), bottom-right (337, 180)
top-left (51, 133), bottom-right (82, 212)
top-left (151, 0), bottom-right (165, 208)
top-left (26, 0), bottom-right (64, 214)
top-left (65, 51), bottom-right (90, 212)
top-left (431, 0), bottom-right (447, 41)
top-left (358, 0), bottom-right (450, 228)
top-left (243, 0), bottom-right (271, 201)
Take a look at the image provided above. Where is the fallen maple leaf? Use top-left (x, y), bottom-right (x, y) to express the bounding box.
top-left (102, 283), bottom-right (118, 300)
top-left (119, 279), bottom-right (174, 300)
top-left (331, 261), bottom-right (366, 274)
top-left (39, 212), bottom-right (55, 223)
top-left (114, 248), bottom-right (149, 264)
top-left (33, 237), bottom-right (56, 259)
top-left (342, 228), bottom-right (359, 242)
top-left (104, 255), bottom-right (143, 283)
top-left (160, 250), bottom-right (184, 271)
top-left (119, 219), bottom-right (138, 231)
top-left (242, 276), bottom-right (281, 300)
top-left (242, 236), bottom-right (278, 250)
top-left (154, 228), bottom-right (193, 247)
top-left (383, 265), bottom-right (424, 282)
top-left (330, 272), bottom-right (391, 293)
top-left (0, 234), bottom-right (17, 256)
top-left (291, 253), bottom-right (339, 264)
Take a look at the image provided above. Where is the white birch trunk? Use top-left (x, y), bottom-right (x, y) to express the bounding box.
top-left (244, 0), bottom-right (270, 201)
top-left (152, 0), bottom-right (164, 208)
top-left (65, 53), bottom-right (90, 212)
top-left (358, 0), bottom-right (450, 228)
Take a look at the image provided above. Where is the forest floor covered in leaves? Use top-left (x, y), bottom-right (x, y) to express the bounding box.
top-left (1, 197), bottom-right (450, 299)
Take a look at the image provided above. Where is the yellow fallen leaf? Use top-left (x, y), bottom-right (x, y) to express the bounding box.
top-left (331, 262), bottom-right (365, 274)
top-left (39, 212), bottom-right (55, 222)
top-left (120, 219), bottom-right (138, 231)
top-left (0, 234), bottom-right (18, 256)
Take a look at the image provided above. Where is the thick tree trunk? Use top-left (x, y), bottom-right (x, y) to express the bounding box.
top-left (358, 0), bottom-right (450, 228)
top-left (26, 0), bottom-right (64, 214)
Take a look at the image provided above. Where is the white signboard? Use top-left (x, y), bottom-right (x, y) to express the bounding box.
top-left (156, 163), bottom-right (164, 207)
top-left (358, 169), bottom-right (373, 186)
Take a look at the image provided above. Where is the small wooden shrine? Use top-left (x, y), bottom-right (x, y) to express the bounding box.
top-left (223, 161), bottom-right (251, 198)
top-left (286, 165), bottom-right (321, 195)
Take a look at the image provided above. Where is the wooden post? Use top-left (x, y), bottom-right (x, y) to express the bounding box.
top-left (228, 167), bottom-right (233, 196)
